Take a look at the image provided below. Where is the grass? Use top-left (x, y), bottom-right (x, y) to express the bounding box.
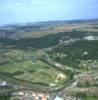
top-left (86, 96), bottom-right (98, 100)
top-left (0, 48), bottom-right (67, 86)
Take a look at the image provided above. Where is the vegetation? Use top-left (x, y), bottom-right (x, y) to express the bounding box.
top-left (0, 22), bottom-right (98, 98)
top-left (48, 40), bottom-right (98, 69)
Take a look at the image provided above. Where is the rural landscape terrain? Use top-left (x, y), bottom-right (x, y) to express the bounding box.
top-left (0, 19), bottom-right (98, 100)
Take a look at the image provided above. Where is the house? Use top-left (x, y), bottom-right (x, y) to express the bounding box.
top-left (0, 80), bottom-right (7, 87)
top-left (54, 96), bottom-right (63, 100)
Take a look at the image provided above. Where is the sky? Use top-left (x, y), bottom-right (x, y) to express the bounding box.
top-left (0, 0), bottom-right (98, 25)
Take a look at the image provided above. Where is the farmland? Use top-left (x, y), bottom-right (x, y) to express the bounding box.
top-left (0, 20), bottom-right (98, 100)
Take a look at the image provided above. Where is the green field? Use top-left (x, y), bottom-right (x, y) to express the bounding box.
top-left (0, 22), bottom-right (98, 97)
top-left (0, 48), bottom-right (67, 88)
top-left (86, 96), bottom-right (98, 100)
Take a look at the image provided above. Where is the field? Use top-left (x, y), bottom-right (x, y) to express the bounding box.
top-left (18, 23), bottom-right (98, 38)
top-left (0, 21), bottom-right (98, 99)
top-left (86, 96), bottom-right (98, 100)
top-left (0, 22), bottom-right (98, 88)
top-left (0, 48), bottom-right (67, 88)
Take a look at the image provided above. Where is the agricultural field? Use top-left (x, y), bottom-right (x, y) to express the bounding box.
top-left (17, 23), bottom-right (98, 38)
top-left (0, 47), bottom-right (67, 88)
top-left (0, 20), bottom-right (98, 100)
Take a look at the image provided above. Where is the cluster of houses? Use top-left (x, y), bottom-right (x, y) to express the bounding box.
top-left (74, 73), bottom-right (98, 86)
top-left (0, 79), bottom-right (64, 100)
top-left (79, 60), bottom-right (98, 69)
top-left (12, 91), bottom-right (64, 100)
top-left (0, 30), bottom-right (18, 40)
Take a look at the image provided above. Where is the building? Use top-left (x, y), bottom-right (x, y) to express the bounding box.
top-left (54, 96), bottom-right (64, 100)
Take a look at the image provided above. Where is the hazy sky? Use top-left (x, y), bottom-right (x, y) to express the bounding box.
top-left (0, 0), bottom-right (98, 25)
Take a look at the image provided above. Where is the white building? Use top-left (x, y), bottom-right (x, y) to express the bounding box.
top-left (0, 80), bottom-right (7, 86)
top-left (54, 96), bottom-right (64, 100)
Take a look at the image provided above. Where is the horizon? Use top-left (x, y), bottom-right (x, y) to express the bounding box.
top-left (0, 0), bottom-right (98, 25)
top-left (0, 18), bottom-right (98, 26)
